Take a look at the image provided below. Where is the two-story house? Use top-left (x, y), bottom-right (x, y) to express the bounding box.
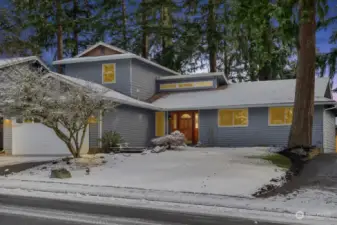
top-left (2, 42), bottom-right (337, 155)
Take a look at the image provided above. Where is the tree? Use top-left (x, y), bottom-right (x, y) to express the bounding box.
top-left (0, 61), bottom-right (116, 158)
top-left (288, 0), bottom-right (316, 148)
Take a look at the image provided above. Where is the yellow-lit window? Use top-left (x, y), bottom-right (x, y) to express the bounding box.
top-left (194, 81), bottom-right (213, 87)
top-left (102, 63), bottom-right (116, 83)
top-left (155, 112), bottom-right (165, 136)
top-left (172, 113), bottom-right (177, 129)
top-left (218, 109), bottom-right (248, 127)
top-left (88, 115), bottom-right (97, 124)
top-left (160, 83), bottom-right (177, 90)
top-left (178, 83), bottom-right (193, 88)
top-left (269, 107), bottom-right (293, 125)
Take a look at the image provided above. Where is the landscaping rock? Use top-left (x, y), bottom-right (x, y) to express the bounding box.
top-left (50, 168), bottom-right (72, 179)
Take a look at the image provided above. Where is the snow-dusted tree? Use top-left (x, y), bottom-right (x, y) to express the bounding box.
top-left (0, 61), bottom-right (117, 158)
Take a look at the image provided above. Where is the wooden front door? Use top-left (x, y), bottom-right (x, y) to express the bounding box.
top-left (170, 111), bottom-right (198, 144)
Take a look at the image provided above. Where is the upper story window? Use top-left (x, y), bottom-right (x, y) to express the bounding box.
top-left (102, 63), bottom-right (116, 84)
top-left (159, 80), bottom-right (213, 91)
top-left (269, 107), bottom-right (293, 125)
top-left (218, 109), bottom-right (248, 127)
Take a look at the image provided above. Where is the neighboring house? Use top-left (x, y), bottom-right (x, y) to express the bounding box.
top-left (1, 42), bottom-right (337, 155)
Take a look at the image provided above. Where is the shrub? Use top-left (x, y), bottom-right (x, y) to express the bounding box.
top-left (151, 131), bottom-right (185, 150)
top-left (98, 131), bottom-right (124, 153)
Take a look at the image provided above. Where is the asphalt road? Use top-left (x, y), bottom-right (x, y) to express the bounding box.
top-left (0, 194), bottom-right (297, 225)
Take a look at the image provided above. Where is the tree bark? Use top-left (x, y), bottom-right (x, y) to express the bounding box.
top-left (141, 0), bottom-right (149, 58)
top-left (207, 0), bottom-right (217, 72)
top-left (121, 0), bottom-right (128, 50)
top-left (56, 0), bottom-right (63, 73)
top-left (72, 0), bottom-right (79, 57)
top-left (288, 0), bottom-right (316, 148)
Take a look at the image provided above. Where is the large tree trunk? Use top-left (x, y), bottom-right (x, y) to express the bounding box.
top-left (207, 0), bottom-right (217, 72)
top-left (72, 0), bottom-right (79, 57)
top-left (288, 0), bottom-right (316, 148)
top-left (141, 0), bottom-right (149, 58)
top-left (56, 0), bottom-right (63, 73)
top-left (121, 0), bottom-right (127, 50)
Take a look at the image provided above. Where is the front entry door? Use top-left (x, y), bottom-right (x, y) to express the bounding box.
top-left (179, 112), bottom-right (193, 144)
top-left (170, 111), bottom-right (198, 145)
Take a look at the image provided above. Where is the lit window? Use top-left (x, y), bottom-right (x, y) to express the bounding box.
top-left (160, 83), bottom-right (177, 90)
top-left (218, 109), bottom-right (248, 127)
top-left (172, 114), bottom-right (177, 129)
top-left (88, 115), bottom-right (97, 124)
top-left (195, 113), bottom-right (199, 129)
top-left (155, 112), bottom-right (165, 136)
top-left (269, 107), bottom-right (293, 125)
top-left (181, 113), bottom-right (192, 119)
top-left (102, 63), bottom-right (116, 83)
top-left (178, 83), bottom-right (193, 88)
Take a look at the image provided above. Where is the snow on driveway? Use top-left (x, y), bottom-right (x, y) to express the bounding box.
top-left (8, 147), bottom-right (285, 197)
top-left (0, 156), bottom-right (60, 167)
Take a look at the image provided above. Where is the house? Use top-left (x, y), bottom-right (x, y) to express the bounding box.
top-left (1, 42), bottom-right (337, 155)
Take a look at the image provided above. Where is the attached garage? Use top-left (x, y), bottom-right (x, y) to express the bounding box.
top-left (4, 119), bottom-right (89, 156)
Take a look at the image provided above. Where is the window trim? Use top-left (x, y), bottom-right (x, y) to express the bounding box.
top-left (218, 108), bottom-right (249, 128)
top-left (102, 63), bottom-right (116, 84)
top-left (268, 107), bottom-right (293, 126)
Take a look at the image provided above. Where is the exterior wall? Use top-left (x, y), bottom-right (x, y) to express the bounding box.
top-left (64, 59), bottom-right (132, 96)
top-left (130, 59), bottom-right (174, 101)
top-left (323, 109), bottom-right (336, 153)
top-left (82, 46), bottom-right (122, 57)
top-left (199, 106), bottom-right (324, 148)
top-left (3, 121), bottom-right (12, 153)
top-left (102, 105), bottom-right (155, 147)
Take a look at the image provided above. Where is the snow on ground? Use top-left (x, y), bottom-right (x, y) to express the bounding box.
top-left (6, 147), bottom-right (284, 197)
top-left (0, 156), bottom-right (60, 167)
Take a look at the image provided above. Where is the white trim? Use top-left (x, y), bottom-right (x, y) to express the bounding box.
top-left (75, 42), bottom-right (128, 58)
top-left (53, 54), bottom-right (180, 76)
top-left (217, 108), bottom-right (249, 128)
top-left (267, 107), bottom-right (293, 126)
top-left (157, 72), bottom-right (227, 84)
top-left (102, 63), bottom-right (116, 84)
top-left (0, 56), bottom-right (49, 71)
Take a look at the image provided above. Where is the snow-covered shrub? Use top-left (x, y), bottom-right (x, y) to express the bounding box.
top-left (151, 131), bottom-right (185, 150)
top-left (98, 131), bottom-right (124, 153)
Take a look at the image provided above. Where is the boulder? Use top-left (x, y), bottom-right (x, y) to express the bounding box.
top-left (50, 168), bottom-right (72, 179)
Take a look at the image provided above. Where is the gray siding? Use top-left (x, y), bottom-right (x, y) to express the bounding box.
top-left (64, 59), bottom-right (132, 96)
top-left (3, 121), bottom-right (12, 151)
top-left (323, 109), bottom-right (335, 153)
top-left (199, 106), bottom-right (324, 148)
top-left (102, 105), bottom-right (155, 147)
top-left (131, 59), bottom-right (173, 101)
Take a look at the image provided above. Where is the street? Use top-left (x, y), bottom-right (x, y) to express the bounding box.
top-left (0, 194), bottom-right (302, 225)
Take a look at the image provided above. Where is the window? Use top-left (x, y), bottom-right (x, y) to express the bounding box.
top-left (181, 113), bottom-right (192, 119)
top-left (269, 107), bottom-right (293, 125)
top-left (155, 112), bottom-right (165, 136)
top-left (102, 63), bottom-right (116, 83)
top-left (159, 80), bottom-right (214, 90)
top-left (218, 109), bottom-right (248, 127)
top-left (172, 114), bottom-right (177, 129)
top-left (88, 115), bottom-right (97, 124)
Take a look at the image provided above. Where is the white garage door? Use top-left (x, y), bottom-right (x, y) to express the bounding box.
top-left (12, 121), bottom-right (89, 156)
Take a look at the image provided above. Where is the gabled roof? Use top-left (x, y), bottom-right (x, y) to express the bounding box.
top-left (0, 56), bottom-right (49, 70)
top-left (47, 72), bottom-right (162, 111)
top-left (157, 72), bottom-right (228, 85)
top-left (75, 41), bottom-right (129, 57)
top-left (53, 42), bottom-right (180, 75)
top-left (152, 78), bottom-right (336, 110)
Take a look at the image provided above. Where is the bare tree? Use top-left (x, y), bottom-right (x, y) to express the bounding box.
top-left (0, 62), bottom-right (117, 158)
top-left (288, 0), bottom-right (316, 148)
